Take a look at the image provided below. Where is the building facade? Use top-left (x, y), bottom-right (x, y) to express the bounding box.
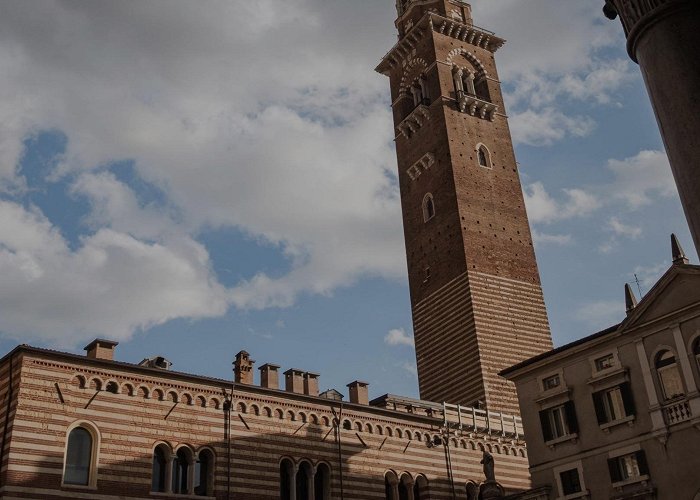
top-left (376, 0), bottom-right (552, 415)
top-left (501, 238), bottom-right (700, 499)
top-left (0, 342), bottom-right (530, 499)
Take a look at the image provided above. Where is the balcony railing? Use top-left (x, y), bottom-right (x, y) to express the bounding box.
top-left (457, 91), bottom-right (498, 121)
top-left (443, 402), bottom-right (524, 439)
top-left (662, 398), bottom-right (692, 425)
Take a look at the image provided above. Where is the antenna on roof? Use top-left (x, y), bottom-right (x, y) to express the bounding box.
top-left (633, 274), bottom-right (643, 297)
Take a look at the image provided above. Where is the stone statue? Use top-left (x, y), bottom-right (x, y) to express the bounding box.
top-left (481, 451), bottom-right (495, 483)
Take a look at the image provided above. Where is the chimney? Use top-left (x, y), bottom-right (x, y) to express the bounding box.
top-left (84, 339), bottom-right (118, 361)
top-left (347, 381), bottom-right (369, 405)
top-left (304, 372), bottom-right (320, 397)
top-left (284, 368), bottom-right (305, 394)
top-left (259, 363), bottom-right (280, 390)
top-left (234, 351), bottom-right (255, 385)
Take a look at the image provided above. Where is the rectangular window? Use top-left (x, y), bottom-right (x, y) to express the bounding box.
top-left (542, 374), bottom-right (561, 391)
top-left (594, 354), bottom-right (615, 371)
top-left (608, 451), bottom-right (649, 484)
top-left (539, 401), bottom-right (578, 442)
top-left (593, 382), bottom-right (636, 425)
top-left (560, 468), bottom-right (582, 495)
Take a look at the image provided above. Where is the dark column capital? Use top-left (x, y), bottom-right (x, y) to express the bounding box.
top-left (603, 0), bottom-right (695, 61)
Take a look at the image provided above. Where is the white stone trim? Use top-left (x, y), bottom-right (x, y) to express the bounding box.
top-left (407, 152), bottom-right (435, 180)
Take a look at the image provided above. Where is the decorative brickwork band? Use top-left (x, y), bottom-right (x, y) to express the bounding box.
top-left (603, 0), bottom-right (693, 61)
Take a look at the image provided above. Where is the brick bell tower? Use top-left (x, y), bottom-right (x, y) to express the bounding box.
top-left (377, 0), bottom-right (553, 415)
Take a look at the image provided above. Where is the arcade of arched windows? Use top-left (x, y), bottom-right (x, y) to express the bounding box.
top-left (67, 371), bottom-right (526, 458)
top-left (385, 471), bottom-right (430, 500)
top-left (280, 458), bottom-right (331, 500)
top-left (151, 442), bottom-right (215, 496)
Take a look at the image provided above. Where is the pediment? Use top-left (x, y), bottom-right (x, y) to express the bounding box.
top-left (622, 265), bottom-right (700, 331)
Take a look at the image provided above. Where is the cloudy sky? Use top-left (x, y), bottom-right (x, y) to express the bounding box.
top-left (0, 0), bottom-right (694, 400)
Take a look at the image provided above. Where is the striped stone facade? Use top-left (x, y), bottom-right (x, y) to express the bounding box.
top-left (0, 346), bottom-right (531, 499)
top-left (377, 0), bottom-right (553, 415)
top-left (413, 272), bottom-right (551, 416)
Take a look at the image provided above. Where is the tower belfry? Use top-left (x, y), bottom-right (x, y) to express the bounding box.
top-left (377, 0), bottom-right (553, 414)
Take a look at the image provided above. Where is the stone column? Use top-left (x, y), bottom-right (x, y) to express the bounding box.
top-left (465, 72), bottom-right (476, 95)
top-left (635, 339), bottom-right (666, 431)
top-left (453, 68), bottom-right (464, 93)
top-left (307, 466), bottom-right (315, 500)
top-left (290, 464), bottom-right (298, 500)
top-left (604, 0), bottom-right (700, 254)
top-left (164, 454), bottom-right (174, 494)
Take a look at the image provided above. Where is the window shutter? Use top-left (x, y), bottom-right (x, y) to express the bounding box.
top-left (608, 458), bottom-right (622, 483)
top-left (564, 401), bottom-right (579, 434)
top-left (620, 382), bottom-right (636, 417)
top-left (636, 450), bottom-right (649, 476)
top-left (539, 410), bottom-right (553, 442)
top-left (592, 391), bottom-right (607, 424)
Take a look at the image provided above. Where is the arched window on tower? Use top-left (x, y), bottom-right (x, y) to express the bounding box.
top-left (63, 425), bottom-right (97, 487)
top-left (422, 194), bottom-right (435, 222)
top-left (477, 145), bottom-right (492, 169)
top-left (693, 338), bottom-right (700, 372)
top-left (655, 350), bottom-right (685, 400)
top-left (410, 75), bottom-right (429, 108)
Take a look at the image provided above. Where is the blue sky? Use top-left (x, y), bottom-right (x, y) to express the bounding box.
top-left (0, 0), bottom-right (695, 401)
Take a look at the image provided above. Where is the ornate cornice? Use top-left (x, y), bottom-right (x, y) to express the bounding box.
top-left (603, 0), bottom-right (695, 62)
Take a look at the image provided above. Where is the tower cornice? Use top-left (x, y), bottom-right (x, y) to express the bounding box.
top-left (603, 0), bottom-right (694, 62)
top-left (376, 12), bottom-right (505, 75)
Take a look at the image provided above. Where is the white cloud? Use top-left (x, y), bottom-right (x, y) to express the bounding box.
top-left (0, 199), bottom-right (228, 346)
top-left (510, 108), bottom-right (596, 147)
top-left (524, 182), bottom-right (600, 224)
top-left (0, 0), bottom-right (651, 344)
top-left (607, 150), bottom-right (677, 208)
top-left (384, 328), bottom-right (414, 347)
top-left (532, 231), bottom-right (572, 246)
top-left (574, 300), bottom-right (623, 330)
top-left (607, 217), bottom-right (642, 239)
top-left (401, 361), bottom-right (418, 378)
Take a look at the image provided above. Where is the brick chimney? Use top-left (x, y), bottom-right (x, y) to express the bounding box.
top-left (259, 363), bottom-right (280, 390)
top-left (284, 368), bottom-right (305, 394)
top-left (304, 372), bottom-right (320, 397)
top-left (347, 381), bottom-right (369, 405)
top-left (234, 351), bottom-right (255, 385)
top-left (84, 339), bottom-right (118, 361)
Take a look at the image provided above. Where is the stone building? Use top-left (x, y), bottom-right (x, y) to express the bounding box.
top-left (0, 0), bottom-right (554, 498)
top-left (501, 237), bottom-right (700, 499)
top-left (376, 0), bottom-right (552, 416)
top-left (0, 341), bottom-right (530, 499)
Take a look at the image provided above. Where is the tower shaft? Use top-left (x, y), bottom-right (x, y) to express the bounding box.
top-left (377, 0), bottom-right (553, 414)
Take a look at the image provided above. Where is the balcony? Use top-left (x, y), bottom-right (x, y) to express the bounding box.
top-left (396, 103), bottom-right (431, 139)
top-left (457, 91), bottom-right (498, 121)
top-left (662, 398), bottom-right (692, 425)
